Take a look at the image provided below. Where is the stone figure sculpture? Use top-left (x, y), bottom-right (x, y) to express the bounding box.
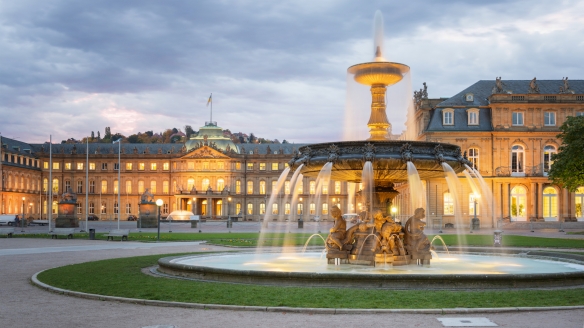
top-left (326, 206), bottom-right (347, 250)
top-left (60, 187), bottom-right (77, 203)
top-left (403, 208), bottom-right (432, 263)
top-left (140, 188), bottom-right (154, 203)
top-left (529, 77), bottom-right (540, 94)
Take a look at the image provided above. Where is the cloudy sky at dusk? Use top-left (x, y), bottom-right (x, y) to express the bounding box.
top-left (1, 0), bottom-right (583, 144)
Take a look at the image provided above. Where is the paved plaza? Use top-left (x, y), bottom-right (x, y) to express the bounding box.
top-left (0, 223), bottom-right (584, 327)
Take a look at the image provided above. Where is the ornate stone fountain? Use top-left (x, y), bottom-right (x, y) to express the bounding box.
top-left (288, 13), bottom-right (470, 266)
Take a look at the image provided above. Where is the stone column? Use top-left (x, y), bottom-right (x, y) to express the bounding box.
top-left (537, 183), bottom-right (543, 219)
top-left (530, 182), bottom-right (536, 220)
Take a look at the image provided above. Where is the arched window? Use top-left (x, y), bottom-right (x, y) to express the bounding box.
top-left (247, 180), bottom-right (253, 194)
top-left (322, 203), bottom-right (329, 215)
top-left (235, 180), bottom-right (241, 194)
top-left (259, 180), bottom-right (266, 194)
top-left (202, 178), bottom-right (210, 191)
top-left (43, 178), bottom-right (48, 192)
top-left (543, 145), bottom-right (556, 174)
top-left (309, 181), bottom-right (316, 194)
top-left (467, 108), bottom-right (479, 125)
top-left (272, 203), bottom-right (278, 215)
top-left (138, 180), bottom-right (144, 193)
top-left (511, 145), bottom-right (524, 174)
top-left (468, 148), bottom-right (479, 170)
top-left (216, 200), bottom-right (223, 216)
top-left (284, 181), bottom-right (290, 194)
top-left (259, 202), bottom-right (265, 215)
top-left (310, 203), bottom-right (316, 215)
top-left (187, 178), bottom-right (195, 191)
top-left (217, 178), bottom-right (225, 191)
top-left (89, 202), bottom-right (95, 214)
top-left (125, 180), bottom-right (132, 194)
top-left (543, 187), bottom-right (558, 220)
top-left (150, 180), bottom-right (156, 194)
top-left (247, 203), bottom-right (253, 215)
top-left (576, 187), bottom-right (584, 219)
top-left (53, 179), bottom-right (59, 193)
top-left (296, 180), bottom-right (303, 194)
top-left (285, 202), bottom-right (291, 215)
top-left (297, 203), bottom-right (303, 215)
top-left (469, 193), bottom-right (479, 216)
top-left (443, 192), bottom-right (454, 215)
top-left (335, 181), bottom-right (341, 194)
top-left (511, 185), bottom-right (527, 221)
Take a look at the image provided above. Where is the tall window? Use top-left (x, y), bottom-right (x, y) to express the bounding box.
top-left (543, 187), bottom-right (558, 220)
top-left (310, 203), bottom-right (316, 215)
top-left (126, 163), bottom-right (133, 170)
top-left (217, 178), bottom-right (225, 191)
top-left (443, 192), bottom-right (454, 215)
top-left (151, 163), bottom-right (157, 170)
top-left (469, 193), bottom-right (479, 216)
top-left (511, 145), bottom-right (524, 174)
top-left (511, 186), bottom-right (527, 220)
top-left (247, 180), bottom-right (254, 194)
top-left (296, 180), bottom-right (303, 194)
top-left (322, 184), bottom-right (329, 195)
top-left (77, 180), bottom-right (83, 193)
top-left (101, 202), bottom-right (106, 214)
top-left (114, 202), bottom-right (119, 214)
top-left (335, 181), bottom-right (341, 194)
top-left (310, 181), bottom-right (316, 194)
top-left (89, 180), bottom-right (95, 193)
top-left (271, 163), bottom-right (279, 171)
top-left (163, 162), bottom-right (170, 171)
top-left (101, 180), bottom-right (107, 193)
top-left (247, 203), bottom-right (253, 215)
top-left (113, 180), bottom-right (118, 194)
top-left (187, 178), bottom-right (195, 191)
top-left (297, 203), bottom-right (303, 215)
top-left (65, 180), bottom-right (71, 191)
top-left (284, 202), bottom-right (291, 215)
top-left (126, 203), bottom-right (131, 214)
top-left (259, 163), bottom-right (266, 171)
top-left (76, 203), bottom-right (82, 214)
top-left (202, 178), bottom-right (210, 191)
top-left (259, 202), bottom-right (266, 215)
top-left (322, 203), bottom-right (329, 215)
top-left (512, 112), bottom-right (524, 126)
top-left (543, 145), bottom-right (556, 174)
top-left (114, 163), bottom-right (119, 171)
top-left (284, 181), bottom-right (290, 194)
top-left (163, 181), bottom-right (169, 194)
top-left (259, 180), bottom-right (266, 194)
top-left (150, 181), bottom-right (156, 194)
top-left (468, 109), bottom-right (479, 125)
top-left (235, 180), bottom-right (241, 194)
top-left (271, 181), bottom-right (277, 194)
top-left (138, 180), bottom-right (144, 193)
top-left (235, 162), bottom-right (241, 170)
top-left (468, 148), bottom-right (479, 170)
top-left (52, 179), bottom-right (59, 193)
top-left (125, 180), bottom-right (132, 194)
top-left (544, 112), bottom-right (556, 126)
top-left (89, 202), bottom-right (95, 214)
top-left (43, 178), bottom-right (48, 192)
top-left (236, 203), bottom-right (241, 215)
top-left (575, 187), bottom-right (584, 219)
top-left (272, 203), bottom-right (278, 215)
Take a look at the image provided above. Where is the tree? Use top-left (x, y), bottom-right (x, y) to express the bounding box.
top-left (184, 125), bottom-right (194, 138)
top-left (249, 133), bottom-right (256, 143)
top-left (91, 131), bottom-right (95, 140)
top-left (548, 116), bottom-right (584, 192)
top-left (97, 131), bottom-right (101, 140)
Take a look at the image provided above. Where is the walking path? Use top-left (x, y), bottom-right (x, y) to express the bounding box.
top-left (0, 230), bottom-right (584, 327)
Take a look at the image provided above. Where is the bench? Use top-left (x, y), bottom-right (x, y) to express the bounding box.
top-left (0, 228), bottom-right (15, 238)
top-left (48, 228), bottom-right (75, 239)
top-left (105, 229), bottom-right (130, 241)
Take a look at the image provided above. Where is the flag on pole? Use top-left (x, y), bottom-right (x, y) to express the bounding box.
top-left (206, 94), bottom-right (212, 107)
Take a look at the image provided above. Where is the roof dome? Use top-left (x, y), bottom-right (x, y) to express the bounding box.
top-left (184, 122), bottom-right (239, 154)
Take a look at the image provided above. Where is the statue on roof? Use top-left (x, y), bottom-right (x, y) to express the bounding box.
top-left (528, 77), bottom-right (540, 94)
top-left (492, 76), bottom-right (507, 94)
top-left (559, 77), bottom-right (574, 94)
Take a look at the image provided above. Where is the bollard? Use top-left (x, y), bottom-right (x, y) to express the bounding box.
top-left (227, 218), bottom-right (232, 229)
top-left (89, 228), bottom-right (95, 240)
top-left (298, 218), bottom-right (303, 229)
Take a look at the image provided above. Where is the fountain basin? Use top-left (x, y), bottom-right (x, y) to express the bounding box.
top-left (348, 62), bottom-right (410, 86)
top-left (157, 250), bottom-right (584, 290)
top-left (290, 140), bottom-right (468, 182)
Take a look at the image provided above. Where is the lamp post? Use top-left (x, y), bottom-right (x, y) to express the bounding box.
top-left (21, 196), bottom-right (25, 232)
top-left (471, 193), bottom-right (480, 233)
top-left (391, 206), bottom-right (397, 226)
top-left (156, 199), bottom-right (163, 242)
top-left (112, 138), bottom-right (121, 229)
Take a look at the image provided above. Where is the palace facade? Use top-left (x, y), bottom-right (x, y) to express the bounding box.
top-left (1, 78), bottom-right (584, 226)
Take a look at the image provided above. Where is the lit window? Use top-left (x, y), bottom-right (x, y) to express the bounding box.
top-left (77, 163), bottom-right (84, 170)
top-left (163, 162), bottom-right (170, 171)
top-left (511, 145), bottom-right (524, 174)
top-left (126, 163), bottom-right (133, 170)
top-left (259, 163), bottom-right (266, 171)
top-left (236, 180), bottom-right (241, 194)
top-left (202, 178), bottom-right (210, 191)
top-left (544, 112), bottom-right (556, 126)
top-left (309, 181), bottom-right (316, 194)
top-left (310, 203), bottom-right (316, 215)
top-left (271, 163), bottom-right (279, 170)
top-left (272, 203), bottom-right (278, 215)
top-left (284, 181), bottom-right (290, 194)
top-left (126, 180), bottom-right (132, 194)
top-left (468, 148), bottom-right (479, 170)
top-left (43, 162), bottom-right (49, 169)
top-left (138, 181), bottom-right (144, 193)
top-left (247, 203), bottom-right (253, 215)
top-left (322, 203), bottom-right (329, 215)
top-left (138, 163), bottom-right (145, 171)
top-left (218, 162), bottom-right (224, 170)
top-left (247, 163), bottom-right (253, 171)
top-left (188, 162), bottom-right (194, 170)
top-left (296, 180), bottom-right (303, 194)
top-left (260, 203), bottom-right (266, 215)
top-left (322, 184), bottom-right (328, 195)
top-left (163, 181), bottom-right (169, 194)
top-left (113, 180), bottom-right (118, 193)
top-left (101, 180), bottom-right (107, 193)
top-left (235, 162), bottom-right (241, 170)
top-left (512, 112), bottom-right (524, 126)
top-left (543, 145), bottom-right (556, 174)
top-left (89, 163), bottom-right (95, 170)
top-left (236, 203), bottom-right (241, 215)
top-left (151, 163), bottom-right (157, 171)
top-left (335, 181), bottom-right (341, 194)
top-left (259, 180), bottom-right (266, 194)
top-left (247, 180), bottom-right (254, 194)
top-left (271, 181), bottom-right (277, 194)
top-left (65, 163), bottom-right (71, 170)
top-left (150, 180), bottom-right (156, 194)
top-left (217, 178), bottom-right (225, 191)
top-left (444, 192), bottom-right (454, 215)
top-left (469, 193), bottom-right (479, 215)
top-left (101, 202), bottom-right (106, 214)
top-left (297, 203), bottom-right (303, 215)
top-left (43, 178), bottom-right (48, 192)
top-left (285, 202), bottom-right (291, 215)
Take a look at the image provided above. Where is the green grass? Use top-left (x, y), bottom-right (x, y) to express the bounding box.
top-left (567, 231), bottom-right (584, 235)
top-left (37, 253), bottom-right (584, 309)
top-left (427, 234), bottom-right (584, 248)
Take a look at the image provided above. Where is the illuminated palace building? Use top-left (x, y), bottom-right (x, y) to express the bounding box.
top-left (1, 79), bottom-right (584, 225)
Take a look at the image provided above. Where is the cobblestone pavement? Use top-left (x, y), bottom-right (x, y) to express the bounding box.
top-left (0, 227), bottom-right (583, 328)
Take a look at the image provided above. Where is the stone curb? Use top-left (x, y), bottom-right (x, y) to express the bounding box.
top-left (31, 270), bottom-right (584, 314)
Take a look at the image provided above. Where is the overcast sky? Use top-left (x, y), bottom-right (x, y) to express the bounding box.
top-left (1, 0), bottom-right (583, 144)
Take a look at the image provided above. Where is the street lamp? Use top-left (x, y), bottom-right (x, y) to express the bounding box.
top-left (156, 199), bottom-right (163, 242)
top-left (21, 197), bottom-right (25, 231)
top-left (112, 138), bottom-right (122, 229)
top-left (471, 193), bottom-right (480, 233)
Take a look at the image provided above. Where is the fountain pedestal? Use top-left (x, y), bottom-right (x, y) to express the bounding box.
top-left (55, 188), bottom-right (79, 228)
top-left (138, 190), bottom-right (158, 228)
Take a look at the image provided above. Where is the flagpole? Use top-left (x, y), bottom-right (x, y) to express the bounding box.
top-left (48, 135), bottom-right (52, 232)
top-left (85, 136), bottom-right (88, 233)
top-left (210, 93), bottom-right (213, 123)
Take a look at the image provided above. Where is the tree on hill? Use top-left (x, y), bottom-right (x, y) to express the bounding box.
top-left (548, 116), bottom-right (584, 191)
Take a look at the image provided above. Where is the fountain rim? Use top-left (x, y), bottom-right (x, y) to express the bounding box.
top-left (157, 249), bottom-right (584, 290)
top-left (347, 61), bottom-right (410, 74)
